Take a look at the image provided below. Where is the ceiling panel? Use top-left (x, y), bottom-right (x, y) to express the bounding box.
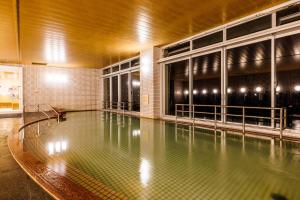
top-left (0, 0), bottom-right (289, 68)
top-left (0, 0), bottom-right (18, 64)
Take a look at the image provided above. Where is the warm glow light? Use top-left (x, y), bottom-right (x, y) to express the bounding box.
top-left (132, 129), bottom-right (140, 137)
top-left (175, 90), bottom-right (181, 95)
top-left (137, 14), bottom-right (150, 44)
top-left (45, 73), bottom-right (68, 84)
top-left (202, 89), bottom-right (207, 95)
top-left (255, 86), bottom-right (263, 93)
top-left (193, 89), bottom-right (198, 95)
top-left (184, 90), bottom-right (189, 95)
top-left (240, 87), bottom-right (247, 93)
top-left (140, 158), bottom-right (151, 187)
top-left (213, 89), bottom-right (218, 94)
top-left (276, 86), bottom-right (281, 92)
top-left (47, 140), bottom-right (68, 156)
top-left (132, 80), bottom-right (140, 87)
top-left (227, 88), bottom-right (232, 94)
top-left (44, 32), bottom-right (66, 63)
top-left (295, 85), bottom-right (300, 92)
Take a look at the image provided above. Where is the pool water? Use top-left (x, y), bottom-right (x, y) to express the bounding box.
top-left (23, 111), bottom-right (300, 200)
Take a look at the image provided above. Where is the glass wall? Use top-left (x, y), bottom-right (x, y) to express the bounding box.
top-left (103, 78), bottom-right (110, 109)
top-left (193, 52), bottom-right (221, 119)
top-left (276, 33), bottom-right (300, 130)
top-left (121, 73), bottom-right (129, 110)
top-left (227, 40), bottom-right (271, 125)
top-left (112, 76), bottom-right (118, 109)
top-left (131, 71), bottom-right (140, 112)
top-left (165, 60), bottom-right (189, 116)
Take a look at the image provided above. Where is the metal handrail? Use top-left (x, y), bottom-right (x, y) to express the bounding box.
top-left (175, 104), bottom-right (287, 139)
top-left (102, 101), bottom-right (140, 113)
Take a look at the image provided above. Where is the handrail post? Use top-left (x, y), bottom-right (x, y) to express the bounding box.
top-left (214, 105), bottom-right (217, 130)
top-left (284, 108), bottom-right (287, 129)
top-left (242, 107), bottom-right (245, 134)
top-left (280, 108), bottom-right (283, 140)
top-left (175, 105), bottom-right (177, 122)
top-left (192, 105), bottom-right (195, 126)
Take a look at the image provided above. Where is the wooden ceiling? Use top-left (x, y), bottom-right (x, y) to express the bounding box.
top-left (0, 0), bottom-right (289, 68)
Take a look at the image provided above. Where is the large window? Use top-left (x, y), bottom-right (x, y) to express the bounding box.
top-left (112, 76), bottom-right (118, 109)
top-left (131, 71), bottom-right (140, 112)
top-left (276, 33), bottom-right (300, 130)
top-left (103, 78), bottom-right (110, 109)
top-left (227, 40), bottom-right (271, 125)
top-left (193, 52), bottom-right (221, 119)
top-left (165, 60), bottom-right (189, 116)
top-left (121, 73), bottom-right (129, 110)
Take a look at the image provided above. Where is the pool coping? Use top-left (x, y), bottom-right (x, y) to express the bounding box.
top-left (7, 115), bottom-right (128, 200)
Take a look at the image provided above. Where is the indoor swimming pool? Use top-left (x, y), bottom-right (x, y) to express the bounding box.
top-left (19, 111), bottom-right (300, 199)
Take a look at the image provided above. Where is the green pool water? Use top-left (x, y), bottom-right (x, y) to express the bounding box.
top-left (23, 111), bottom-right (300, 200)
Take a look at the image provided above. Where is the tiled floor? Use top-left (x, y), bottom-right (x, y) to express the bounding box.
top-left (0, 117), bottom-right (53, 200)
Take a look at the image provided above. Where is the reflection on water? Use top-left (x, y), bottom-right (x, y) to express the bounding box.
top-left (22, 112), bottom-right (300, 200)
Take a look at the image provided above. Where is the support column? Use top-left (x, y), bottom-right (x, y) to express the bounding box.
top-left (140, 47), bottom-right (160, 119)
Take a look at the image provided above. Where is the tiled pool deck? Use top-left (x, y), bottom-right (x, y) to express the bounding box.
top-left (0, 117), bottom-right (52, 200)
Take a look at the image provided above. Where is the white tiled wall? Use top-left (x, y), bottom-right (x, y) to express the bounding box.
top-left (140, 47), bottom-right (160, 119)
top-left (23, 65), bottom-right (102, 112)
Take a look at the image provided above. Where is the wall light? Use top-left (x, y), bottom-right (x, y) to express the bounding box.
top-left (213, 89), bottom-right (218, 94)
top-left (184, 90), bottom-right (189, 95)
top-left (255, 86), bottom-right (263, 93)
top-left (45, 73), bottom-right (68, 84)
top-left (193, 89), bottom-right (198, 95)
top-left (202, 89), bottom-right (207, 95)
top-left (276, 86), bottom-right (281, 92)
top-left (227, 88), bottom-right (232, 94)
top-left (240, 87), bottom-right (247, 93)
top-left (294, 85), bottom-right (300, 92)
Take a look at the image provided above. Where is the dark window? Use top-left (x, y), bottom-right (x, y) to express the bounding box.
top-left (131, 58), bottom-right (140, 67)
top-left (131, 71), bottom-right (140, 112)
top-left (112, 76), bottom-right (118, 109)
top-left (103, 68), bottom-right (111, 75)
top-left (121, 73), bottom-right (129, 110)
top-left (164, 42), bottom-right (190, 57)
top-left (227, 15), bottom-right (272, 40)
top-left (121, 62), bottom-right (130, 70)
top-left (276, 33), bottom-right (300, 130)
top-left (277, 4), bottom-right (300, 26)
top-left (103, 78), bottom-right (110, 109)
top-left (227, 40), bottom-right (271, 125)
top-left (193, 52), bottom-right (221, 120)
top-left (192, 31), bottom-right (223, 50)
top-left (112, 65), bottom-right (119, 72)
top-left (165, 60), bottom-right (189, 116)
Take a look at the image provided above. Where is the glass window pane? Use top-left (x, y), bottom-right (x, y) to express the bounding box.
top-left (112, 76), bottom-right (118, 109)
top-left (276, 33), bottom-right (300, 130)
top-left (131, 71), bottom-right (140, 112)
top-left (131, 58), bottom-right (140, 67)
top-left (227, 15), bottom-right (272, 40)
top-left (164, 42), bottom-right (190, 57)
top-left (165, 60), bottom-right (189, 116)
top-left (193, 52), bottom-right (221, 120)
top-left (121, 73), bottom-right (129, 110)
top-left (121, 62), bottom-right (130, 70)
top-left (192, 31), bottom-right (223, 50)
top-left (227, 40), bottom-right (271, 125)
top-left (112, 65), bottom-right (119, 72)
top-left (103, 78), bottom-right (110, 108)
top-left (276, 4), bottom-right (300, 26)
top-left (103, 68), bottom-right (111, 75)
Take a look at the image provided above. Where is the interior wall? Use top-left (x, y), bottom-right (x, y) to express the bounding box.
top-left (23, 65), bottom-right (102, 112)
